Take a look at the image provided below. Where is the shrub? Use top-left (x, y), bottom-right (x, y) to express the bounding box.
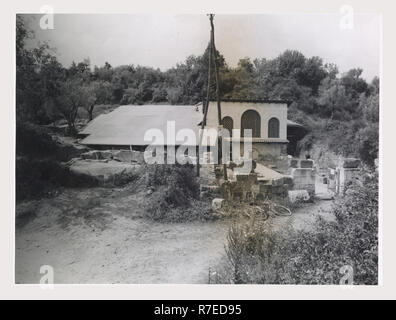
top-left (214, 173), bottom-right (378, 284)
top-left (356, 123), bottom-right (379, 167)
top-left (16, 122), bottom-right (59, 159)
top-left (16, 121), bottom-right (86, 161)
top-left (16, 158), bottom-right (98, 202)
top-left (139, 164), bottom-right (208, 222)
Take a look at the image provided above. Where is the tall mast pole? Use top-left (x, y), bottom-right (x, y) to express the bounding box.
top-left (196, 16), bottom-right (213, 177)
top-left (209, 14), bottom-right (228, 180)
top-left (197, 14), bottom-right (228, 181)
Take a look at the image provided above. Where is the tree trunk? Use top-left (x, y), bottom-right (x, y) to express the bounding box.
top-left (66, 105), bottom-right (78, 136)
top-left (88, 104), bottom-right (94, 121)
top-left (66, 119), bottom-right (76, 136)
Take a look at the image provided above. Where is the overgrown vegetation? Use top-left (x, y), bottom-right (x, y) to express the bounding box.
top-left (16, 121), bottom-right (97, 202)
top-left (16, 158), bottom-right (98, 202)
top-left (214, 173), bottom-right (378, 284)
top-left (136, 164), bottom-right (213, 222)
top-left (17, 15), bottom-right (378, 166)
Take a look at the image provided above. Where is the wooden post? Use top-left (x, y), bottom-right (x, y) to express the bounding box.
top-left (197, 21), bottom-right (213, 177)
top-left (197, 14), bottom-right (228, 181)
top-left (209, 14), bottom-right (228, 181)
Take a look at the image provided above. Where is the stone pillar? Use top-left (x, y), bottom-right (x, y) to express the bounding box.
top-left (338, 158), bottom-right (361, 193)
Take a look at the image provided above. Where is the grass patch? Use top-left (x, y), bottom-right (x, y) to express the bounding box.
top-left (213, 172), bottom-right (378, 284)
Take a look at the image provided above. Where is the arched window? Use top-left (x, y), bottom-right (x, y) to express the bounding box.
top-left (241, 110), bottom-right (261, 137)
top-left (268, 117), bottom-right (280, 138)
top-left (222, 116), bottom-right (233, 137)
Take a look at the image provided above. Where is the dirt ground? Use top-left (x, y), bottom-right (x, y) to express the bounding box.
top-left (15, 187), bottom-right (230, 284)
top-left (15, 178), bottom-right (335, 284)
top-left (272, 176), bottom-right (336, 232)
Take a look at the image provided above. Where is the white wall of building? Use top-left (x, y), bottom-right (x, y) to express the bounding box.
top-left (205, 101), bottom-right (288, 140)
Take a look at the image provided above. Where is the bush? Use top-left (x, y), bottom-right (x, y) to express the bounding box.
top-left (214, 174), bottom-right (378, 284)
top-left (16, 122), bottom-right (59, 159)
top-left (16, 121), bottom-right (86, 161)
top-left (138, 164), bottom-right (209, 222)
top-left (356, 123), bottom-right (379, 167)
top-left (16, 158), bottom-right (98, 202)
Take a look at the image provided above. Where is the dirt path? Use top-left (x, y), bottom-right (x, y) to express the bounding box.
top-left (15, 178), bottom-right (335, 284)
top-left (16, 216), bottom-right (229, 284)
top-left (271, 176), bottom-right (336, 232)
top-left (271, 199), bottom-right (335, 232)
top-left (15, 189), bottom-right (230, 284)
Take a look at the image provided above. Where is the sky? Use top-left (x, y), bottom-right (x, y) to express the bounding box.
top-left (24, 14), bottom-right (380, 81)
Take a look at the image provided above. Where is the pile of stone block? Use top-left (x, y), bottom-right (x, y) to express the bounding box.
top-left (288, 190), bottom-right (310, 203)
top-left (212, 198), bottom-right (225, 211)
top-left (219, 172), bottom-right (293, 202)
top-left (81, 150), bottom-right (113, 161)
top-left (289, 159), bottom-right (316, 196)
top-left (200, 184), bottom-right (221, 200)
top-left (112, 150), bottom-right (144, 164)
top-left (257, 175), bottom-right (290, 199)
top-left (220, 173), bottom-right (259, 202)
top-left (80, 149), bottom-right (145, 164)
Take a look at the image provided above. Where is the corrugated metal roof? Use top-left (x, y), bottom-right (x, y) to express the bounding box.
top-left (80, 105), bottom-right (203, 146)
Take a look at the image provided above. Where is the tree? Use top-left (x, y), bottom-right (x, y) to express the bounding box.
top-left (317, 77), bottom-right (354, 120)
top-left (356, 90), bottom-right (379, 165)
top-left (68, 59), bottom-right (91, 81)
top-left (56, 78), bottom-right (90, 134)
top-left (276, 50), bottom-right (306, 78)
top-left (84, 81), bottom-right (112, 121)
top-left (298, 56), bottom-right (327, 95)
top-left (93, 62), bottom-right (113, 82)
top-left (16, 15), bottom-right (65, 124)
top-left (369, 76), bottom-right (379, 95)
top-left (341, 68), bottom-right (369, 99)
top-left (324, 63), bottom-right (339, 79)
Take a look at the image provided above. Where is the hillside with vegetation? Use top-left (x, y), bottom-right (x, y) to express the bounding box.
top-left (17, 16), bottom-right (378, 168)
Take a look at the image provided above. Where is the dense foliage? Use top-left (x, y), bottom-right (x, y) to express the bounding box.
top-left (16, 15), bottom-right (378, 164)
top-left (214, 173), bottom-right (378, 284)
top-left (15, 122), bottom-right (100, 201)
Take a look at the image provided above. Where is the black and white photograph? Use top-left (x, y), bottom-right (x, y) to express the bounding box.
top-left (14, 10), bottom-right (380, 287)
